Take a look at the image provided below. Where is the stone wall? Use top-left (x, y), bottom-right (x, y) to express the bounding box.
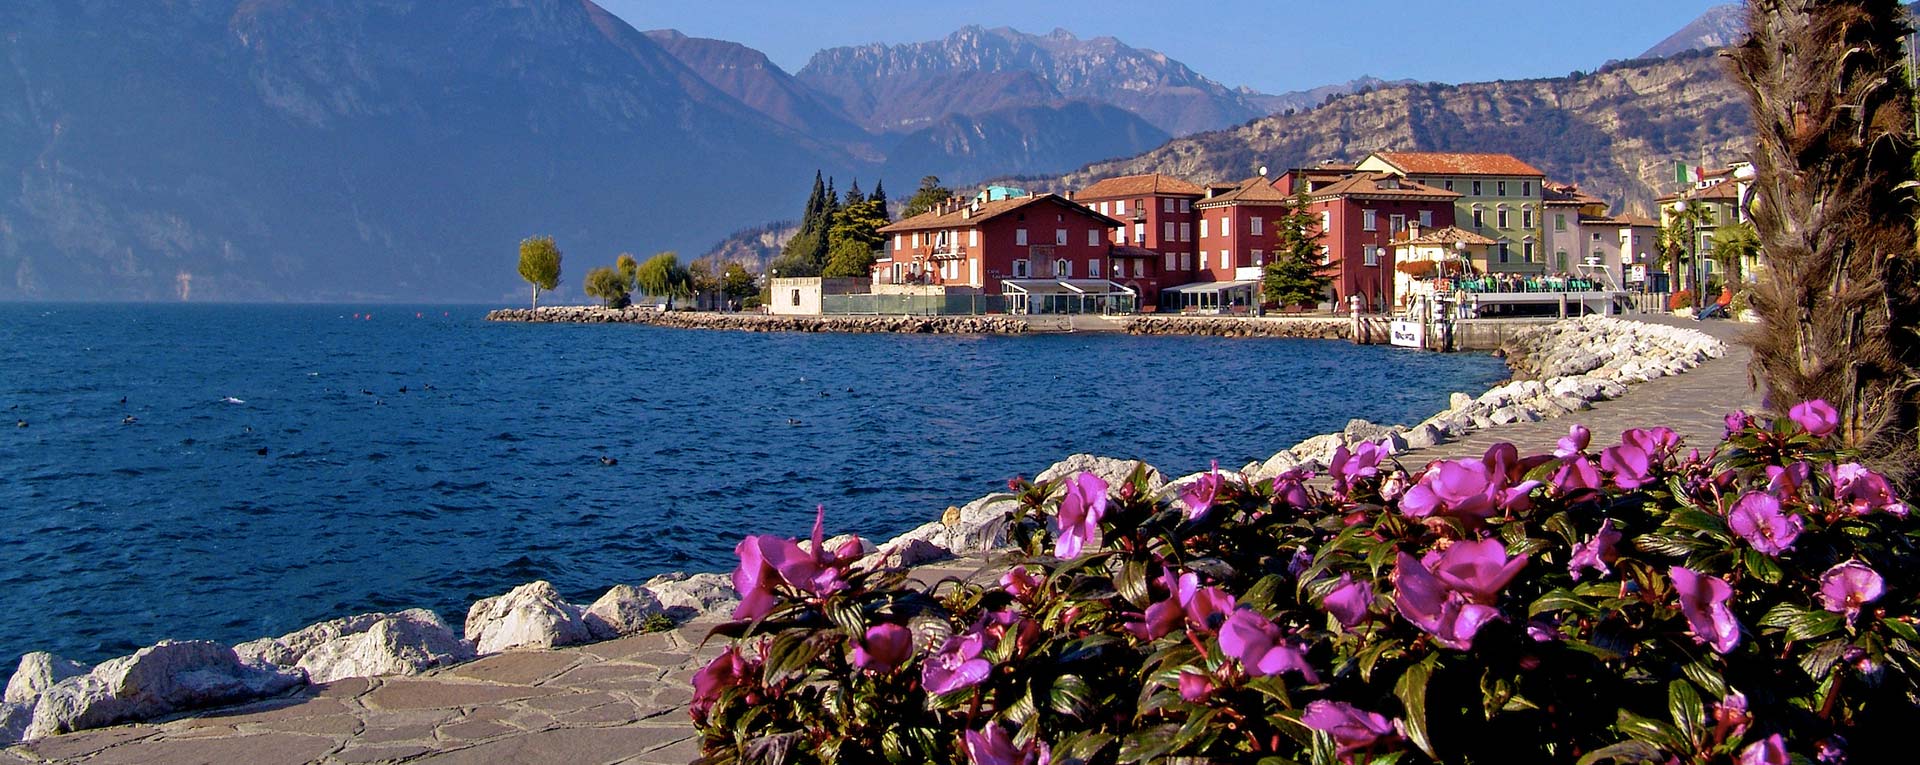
top-left (1123, 316), bottom-right (1351, 339)
top-left (486, 306), bottom-right (1028, 334)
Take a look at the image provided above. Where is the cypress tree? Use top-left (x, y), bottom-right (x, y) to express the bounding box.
top-left (871, 179), bottom-right (888, 214)
top-left (800, 171), bottom-right (826, 234)
top-left (845, 178), bottom-right (864, 206)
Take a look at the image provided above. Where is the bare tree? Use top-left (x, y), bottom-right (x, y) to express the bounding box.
top-left (1731, 0), bottom-right (1920, 484)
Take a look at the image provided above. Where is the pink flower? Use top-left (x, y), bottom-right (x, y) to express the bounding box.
top-left (1218, 609), bottom-right (1319, 681)
top-left (1829, 463), bottom-right (1908, 517)
top-left (1124, 566), bottom-right (1198, 641)
top-left (1393, 552), bottom-right (1499, 650)
top-left (771, 505), bottom-right (851, 597)
top-left (1181, 464), bottom-right (1224, 521)
top-left (1554, 424), bottom-right (1591, 458)
top-left (1790, 399), bottom-right (1840, 437)
top-left (1712, 692), bottom-right (1751, 744)
top-left (1600, 444), bottom-right (1654, 490)
top-left (1739, 733), bottom-right (1789, 765)
top-left (1724, 411), bottom-right (1752, 439)
top-left (1428, 539), bottom-right (1529, 605)
top-left (851, 623), bottom-right (914, 674)
top-left (923, 631), bottom-right (992, 694)
top-left (691, 646), bottom-right (753, 720)
top-left (964, 722), bottom-right (1051, 765)
top-left (1766, 461), bottom-right (1811, 496)
top-left (1053, 472), bottom-right (1108, 559)
top-left (1329, 442), bottom-right (1385, 496)
top-left (1301, 700), bottom-right (1401, 762)
top-left (1177, 671), bottom-right (1213, 702)
top-left (1001, 565), bottom-right (1044, 600)
top-left (1727, 492), bottom-right (1802, 557)
top-left (1818, 561), bottom-right (1884, 627)
top-left (1399, 459), bottom-right (1494, 520)
top-left (1271, 468), bottom-right (1312, 509)
top-left (1321, 574), bottom-right (1374, 628)
top-left (730, 535), bottom-right (787, 621)
top-left (1552, 456), bottom-right (1604, 495)
top-left (1623, 427), bottom-right (1683, 461)
top-left (1183, 584), bottom-right (1237, 635)
top-left (1568, 519), bottom-right (1622, 581)
top-left (1670, 566), bottom-right (1741, 654)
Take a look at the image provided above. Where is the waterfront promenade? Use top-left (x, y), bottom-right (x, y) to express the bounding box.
top-left (4, 318), bottom-right (1758, 765)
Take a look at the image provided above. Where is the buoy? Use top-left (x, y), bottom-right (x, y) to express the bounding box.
top-left (256, 447), bottom-right (268, 456)
top-left (599, 456), bottom-right (618, 466)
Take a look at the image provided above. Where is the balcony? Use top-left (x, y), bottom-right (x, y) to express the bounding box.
top-left (929, 246), bottom-right (969, 261)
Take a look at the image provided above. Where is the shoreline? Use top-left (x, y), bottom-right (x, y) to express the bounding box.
top-left (485, 305), bottom-right (1361, 339)
top-left (2, 314), bottom-right (1731, 750)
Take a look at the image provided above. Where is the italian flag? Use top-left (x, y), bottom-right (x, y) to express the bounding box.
top-left (1675, 161), bottom-right (1707, 184)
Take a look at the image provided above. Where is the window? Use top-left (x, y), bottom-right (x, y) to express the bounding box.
top-left (1523, 238), bottom-right (1536, 263)
top-left (1497, 181), bottom-right (1507, 196)
top-left (1556, 250), bottom-right (1569, 271)
top-left (1496, 206), bottom-right (1510, 229)
top-left (1179, 222), bottom-right (1190, 241)
top-left (1389, 213), bottom-right (1406, 233)
top-left (1098, 202), bottom-right (1109, 215)
top-left (1134, 260), bottom-right (1145, 278)
top-left (1472, 207), bottom-right (1484, 228)
top-left (894, 234), bottom-right (904, 251)
top-left (970, 259), bottom-right (980, 284)
top-left (1222, 251), bottom-right (1233, 269)
top-left (1200, 219), bottom-right (1209, 238)
top-left (1180, 252), bottom-right (1192, 270)
top-left (1163, 198), bottom-right (1174, 213)
top-left (1115, 200), bottom-right (1127, 215)
top-left (1134, 222), bottom-right (1144, 242)
top-left (1555, 213), bottom-right (1567, 232)
top-left (1200, 251), bottom-right (1209, 270)
top-left (969, 230), bottom-right (978, 247)
top-left (1319, 211), bottom-right (1331, 233)
top-left (1089, 258), bottom-right (1100, 277)
top-left (1088, 229), bottom-right (1101, 247)
top-left (1054, 259), bottom-right (1071, 278)
top-left (1363, 245), bottom-right (1379, 266)
top-left (912, 232), bottom-right (921, 247)
top-left (1497, 242), bottom-right (1510, 263)
top-left (1015, 228), bottom-right (1028, 246)
top-left (1472, 180), bottom-right (1482, 196)
top-left (1012, 259), bottom-right (1029, 278)
top-left (1418, 210), bottom-right (1433, 227)
top-left (1362, 209), bottom-right (1378, 231)
top-left (1220, 216), bottom-right (1230, 236)
top-left (1521, 206), bottom-right (1534, 229)
top-left (1251, 249), bottom-right (1263, 266)
top-left (1250, 216), bottom-right (1263, 236)
top-left (1179, 199), bottom-right (1191, 212)
top-left (1522, 181), bottom-right (1532, 197)
top-left (1112, 261), bottom-right (1124, 278)
top-left (1444, 180), bottom-right (1455, 192)
top-left (1164, 222), bottom-right (1175, 241)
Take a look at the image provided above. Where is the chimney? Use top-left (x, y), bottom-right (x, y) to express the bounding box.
top-left (1407, 220), bottom-right (1422, 240)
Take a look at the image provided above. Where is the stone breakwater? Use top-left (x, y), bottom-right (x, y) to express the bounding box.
top-left (1124, 315), bottom-right (1351, 339)
top-left (486, 306), bottom-right (1029, 334)
top-left (0, 316), bottom-right (1726, 746)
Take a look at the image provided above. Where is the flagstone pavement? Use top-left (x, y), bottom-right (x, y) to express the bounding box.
top-left (4, 316), bottom-right (1761, 765)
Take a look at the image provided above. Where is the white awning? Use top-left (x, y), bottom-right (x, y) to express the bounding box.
top-left (1001, 279), bottom-right (1137, 296)
top-left (1164, 279), bottom-right (1259, 293)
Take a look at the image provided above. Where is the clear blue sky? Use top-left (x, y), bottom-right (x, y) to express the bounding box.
top-left (601, 0), bottom-right (1727, 94)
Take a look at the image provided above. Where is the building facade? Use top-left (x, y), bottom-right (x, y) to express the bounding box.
top-left (1356, 151), bottom-right (1548, 274)
top-left (1301, 172), bottom-right (1459, 311)
top-left (873, 192), bottom-right (1135, 311)
top-left (1074, 173), bottom-right (1204, 306)
top-left (1543, 183), bottom-right (1660, 290)
top-left (1655, 162), bottom-right (1758, 287)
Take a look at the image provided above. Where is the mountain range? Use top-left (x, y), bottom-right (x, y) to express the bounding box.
top-left (0, 0), bottom-right (1758, 301)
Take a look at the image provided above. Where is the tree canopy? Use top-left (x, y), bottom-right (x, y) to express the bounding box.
top-left (902, 175), bottom-right (953, 218)
top-left (583, 265), bottom-right (630, 308)
top-left (517, 235), bottom-right (562, 308)
top-left (775, 170), bottom-right (892, 279)
top-left (1261, 192), bottom-right (1333, 309)
top-left (635, 251), bottom-right (691, 307)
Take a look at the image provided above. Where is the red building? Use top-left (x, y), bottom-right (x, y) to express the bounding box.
top-left (1299, 172), bottom-right (1459, 311)
top-left (874, 193), bottom-right (1136, 311)
top-left (1074, 173), bottom-right (1204, 306)
top-left (1274, 162), bottom-right (1357, 195)
top-left (1167, 176), bottom-right (1292, 310)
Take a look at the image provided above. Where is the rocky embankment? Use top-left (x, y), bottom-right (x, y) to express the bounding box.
top-left (0, 316), bottom-right (1728, 746)
top-left (486, 306), bottom-right (1028, 334)
top-left (1124, 316), bottom-right (1350, 339)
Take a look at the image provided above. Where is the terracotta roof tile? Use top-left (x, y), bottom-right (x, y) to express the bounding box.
top-left (1197, 176), bottom-right (1293, 206)
top-left (1371, 151), bottom-right (1547, 178)
top-left (1308, 172), bottom-right (1459, 201)
top-left (1394, 226), bottom-right (1499, 247)
top-left (1076, 173), bottom-right (1205, 199)
top-left (876, 194), bottom-right (1120, 234)
top-left (1541, 183), bottom-right (1606, 206)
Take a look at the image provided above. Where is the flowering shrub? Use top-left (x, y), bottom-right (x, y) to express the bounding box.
top-left (691, 401), bottom-right (1918, 764)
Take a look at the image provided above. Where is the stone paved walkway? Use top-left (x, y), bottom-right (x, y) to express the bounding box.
top-left (6, 316), bottom-right (1762, 765)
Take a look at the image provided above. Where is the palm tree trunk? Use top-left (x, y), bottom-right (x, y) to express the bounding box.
top-left (1732, 0), bottom-right (1920, 484)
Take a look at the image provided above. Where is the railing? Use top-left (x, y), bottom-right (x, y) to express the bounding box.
top-left (820, 294), bottom-right (1009, 316)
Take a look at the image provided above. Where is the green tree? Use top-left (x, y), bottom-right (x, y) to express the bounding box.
top-left (686, 259), bottom-right (718, 310)
top-left (635, 251), bottom-right (692, 309)
top-left (720, 262), bottom-right (758, 305)
top-left (1261, 192), bottom-right (1333, 310)
top-left (615, 252), bottom-right (639, 291)
top-left (1656, 200), bottom-right (1711, 296)
top-left (902, 175), bottom-right (952, 218)
top-left (844, 178), bottom-right (864, 206)
top-left (1709, 220), bottom-right (1758, 287)
top-left (870, 179), bottom-right (888, 212)
top-left (517, 235), bottom-right (562, 308)
top-left (821, 196), bottom-right (891, 278)
top-left (583, 265), bottom-right (630, 308)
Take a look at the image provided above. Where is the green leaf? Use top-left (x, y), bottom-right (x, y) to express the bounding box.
top-left (1170, 708), bottom-right (1220, 752)
top-left (1680, 662), bottom-right (1729, 699)
top-left (1634, 533), bottom-right (1716, 557)
top-left (1048, 674), bottom-right (1096, 719)
top-left (1529, 588), bottom-right (1599, 617)
top-left (1667, 679), bottom-right (1704, 747)
top-left (1666, 507), bottom-right (1729, 536)
top-left (1116, 557), bottom-right (1150, 609)
top-left (1740, 549), bottom-right (1784, 585)
top-left (1575, 741), bottom-right (1670, 765)
top-left (1052, 732), bottom-right (1115, 765)
top-left (1116, 724), bottom-right (1183, 764)
top-left (1243, 573), bottom-right (1287, 611)
top-left (1394, 657), bottom-right (1438, 759)
top-left (1614, 709), bottom-right (1687, 753)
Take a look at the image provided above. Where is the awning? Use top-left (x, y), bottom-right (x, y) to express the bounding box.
top-left (1001, 279), bottom-right (1137, 296)
top-left (1164, 279), bottom-right (1259, 293)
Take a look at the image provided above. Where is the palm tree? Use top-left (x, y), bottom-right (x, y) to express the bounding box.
top-left (1709, 221), bottom-right (1759, 287)
top-left (1655, 200), bottom-right (1711, 298)
top-left (1731, 0), bottom-right (1920, 484)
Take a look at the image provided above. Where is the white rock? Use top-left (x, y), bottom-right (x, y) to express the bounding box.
top-left (642, 572), bottom-right (739, 618)
top-left (582, 585), bottom-right (665, 640)
top-left (0, 701), bottom-right (28, 745)
top-left (6, 652), bottom-right (87, 705)
top-left (25, 641), bottom-right (302, 740)
top-left (235, 609), bottom-right (471, 684)
top-left (1449, 392), bottom-right (1474, 410)
top-left (879, 536), bottom-right (950, 567)
top-left (464, 581), bottom-right (592, 654)
top-left (1034, 454), bottom-right (1165, 493)
top-left (1403, 423), bottom-right (1443, 449)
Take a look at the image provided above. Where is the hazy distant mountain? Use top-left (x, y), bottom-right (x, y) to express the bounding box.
top-left (1049, 50), bottom-right (1750, 216)
top-left (1640, 4), bottom-right (1748, 58)
top-left (1240, 76), bottom-right (1423, 116)
top-left (641, 29), bottom-right (881, 161)
top-left (797, 26), bottom-right (1271, 137)
top-left (882, 100), bottom-right (1170, 182)
top-left (0, 0), bottom-right (859, 301)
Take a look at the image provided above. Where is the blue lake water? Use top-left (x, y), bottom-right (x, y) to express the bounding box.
top-left (0, 304), bottom-right (1506, 663)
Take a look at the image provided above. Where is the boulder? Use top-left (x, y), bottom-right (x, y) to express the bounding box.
top-left (642, 572), bottom-right (739, 620)
top-left (235, 609), bottom-right (471, 684)
top-left (0, 701), bottom-right (28, 745)
top-left (1288, 433), bottom-right (1345, 468)
top-left (1403, 423), bottom-right (1443, 450)
top-left (464, 581), bottom-right (592, 654)
top-left (25, 641), bottom-right (302, 740)
top-left (6, 652), bottom-right (87, 704)
top-left (879, 535), bottom-right (951, 568)
top-left (1342, 419), bottom-right (1395, 445)
top-left (1449, 392), bottom-right (1474, 410)
top-left (1034, 454), bottom-right (1165, 494)
top-left (582, 585), bottom-right (665, 640)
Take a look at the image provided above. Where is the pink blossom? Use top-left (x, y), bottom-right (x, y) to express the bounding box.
top-left (1271, 468), bottom-right (1313, 509)
top-left (1181, 464), bottom-right (1225, 521)
top-left (691, 646), bottom-right (753, 720)
top-left (1177, 671), bottom-right (1214, 702)
top-left (1329, 442), bottom-right (1385, 496)
top-left (730, 535), bottom-right (787, 621)
top-left (1712, 692), bottom-right (1751, 744)
top-left (1053, 472), bottom-right (1108, 559)
top-left (1829, 463), bottom-right (1908, 517)
top-left (852, 623), bottom-right (914, 674)
top-left (1623, 427), bottom-right (1682, 461)
top-left (1790, 399), bottom-right (1840, 437)
top-left (1552, 456), bottom-right (1604, 494)
top-left (1818, 561), bottom-right (1885, 626)
top-left (1218, 609), bottom-right (1319, 681)
top-left (1766, 462), bottom-right (1811, 496)
top-left (1399, 459), bottom-right (1495, 520)
top-left (923, 631), bottom-right (992, 694)
top-left (1301, 700), bottom-right (1401, 762)
top-left (1393, 552), bottom-right (1499, 650)
top-left (1183, 584), bottom-right (1237, 635)
top-left (1429, 539), bottom-right (1529, 605)
top-left (1123, 566), bottom-right (1198, 641)
top-left (964, 723), bottom-right (1051, 765)
top-left (1727, 492), bottom-right (1802, 557)
top-left (1568, 518), bottom-right (1622, 581)
top-left (1670, 566), bottom-right (1741, 654)
top-left (1739, 733), bottom-right (1789, 765)
top-left (1001, 566), bottom-right (1043, 600)
top-left (1600, 444), bottom-right (1655, 490)
top-left (1321, 574), bottom-right (1374, 628)
top-left (1555, 424), bottom-right (1591, 458)
top-left (1724, 410), bottom-right (1752, 439)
